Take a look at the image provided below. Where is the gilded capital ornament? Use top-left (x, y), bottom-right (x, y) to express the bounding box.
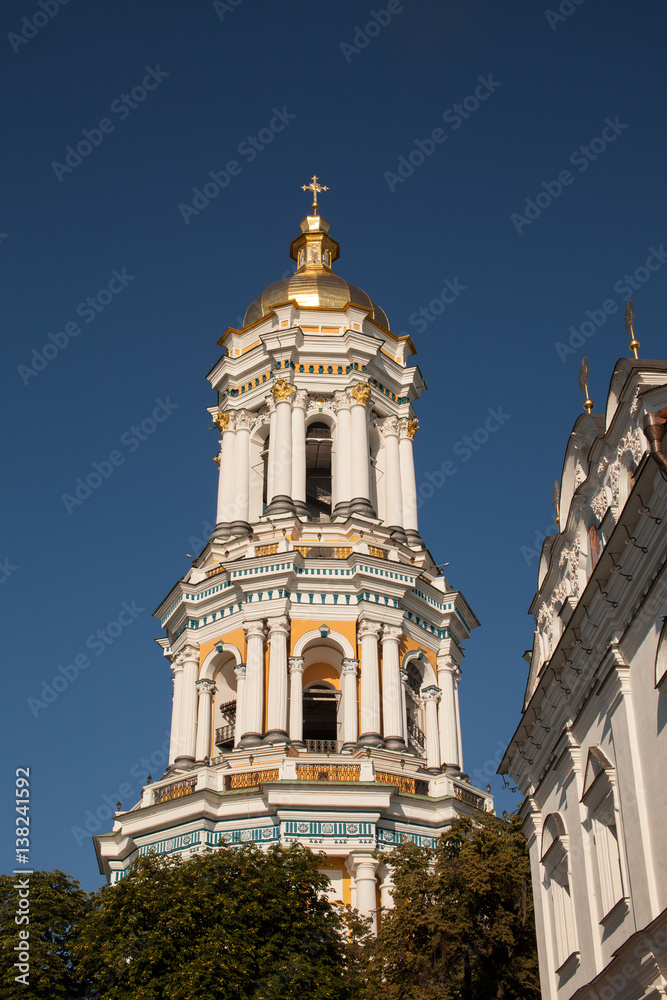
top-left (214, 410), bottom-right (230, 432)
top-left (349, 382), bottom-right (372, 406)
top-left (271, 377), bottom-right (294, 402)
top-left (213, 454), bottom-right (221, 467)
top-left (407, 418), bottom-right (419, 439)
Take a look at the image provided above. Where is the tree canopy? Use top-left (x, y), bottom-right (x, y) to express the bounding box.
top-left (75, 842), bottom-right (366, 1000)
top-left (0, 869), bottom-right (90, 1000)
top-left (364, 811), bottom-right (541, 1000)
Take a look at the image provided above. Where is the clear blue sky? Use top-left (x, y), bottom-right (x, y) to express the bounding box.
top-left (2, 0), bottom-right (666, 890)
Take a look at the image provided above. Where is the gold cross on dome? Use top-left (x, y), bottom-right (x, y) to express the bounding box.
top-left (301, 174), bottom-right (329, 214)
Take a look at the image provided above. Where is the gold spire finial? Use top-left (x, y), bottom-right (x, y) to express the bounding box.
top-left (578, 357), bottom-right (594, 414)
top-left (624, 299), bottom-right (640, 358)
top-left (301, 174), bottom-right (329, 214)
top-left (552, 480), bottom-right (560, 526)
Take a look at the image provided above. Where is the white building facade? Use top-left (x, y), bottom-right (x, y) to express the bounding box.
top-left (95, 201), bottom-right (491, 925)
top-left (501, 356), bottom-right (667, 999)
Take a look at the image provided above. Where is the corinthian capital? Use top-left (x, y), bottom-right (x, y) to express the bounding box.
top-left (196, 678), bottom-right (217, 696)
top-left (381, 624), bottom-right (403, 643)
top-left (234, 409), bottom-right (253, 431)
top-left (358, 620), bottom-right (382, 640)
top-left (271, 377), bottom-right (294, 403)
top-left (378, 415), bottom-right (400, 440)
top-left (244, 620), bottom-right (266, 641)
top-left (181, 643), bottom-right (199, 663)
top-left (267, 615), bottom-right (290, 636)
top-left (348, 382), bottom-right (372, 406)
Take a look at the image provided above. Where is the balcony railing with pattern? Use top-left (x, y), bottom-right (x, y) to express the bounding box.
top-left (304, 739), bottom-right (344, 754)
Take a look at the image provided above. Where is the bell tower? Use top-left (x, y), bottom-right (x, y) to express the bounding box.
top-left (95, 181), bottom-right (491, 926)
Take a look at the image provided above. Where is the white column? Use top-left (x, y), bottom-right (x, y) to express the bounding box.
top-left (266, 379), bottom-right (294, 513)
top-left (288, 656), bottom-right (305, 746)
top-left (437, 654), bottom-right (461, 770)
top-left (195, 678), bottom-right (217, 761)
top-left (381, 625), bottom-right (406, 750)
top-left (454, 670), bottom-right (464, 771)
top-left (265, 616), bottom-right (290, 742)
top-left (378, 865), bottom-right (395, 911)
top-left (266, 402), bottom-right (277, 506)
top-left (348, 384), bottom-right (374, 516)
top-left (175, 643), bottom-right (199, 765)
top-left (380, 417), bottom-right (405, 537)
top-left (423, 686), bottom-right (442, 773)
top-left (399, 417), bottom-right (420, 542)
top-left (240, 621), bottom-right (265, 746)
top-left (168, 655), bottom-right (184, 766)
top-left (399, 666), bottom-right (408, 745)
top-left (358, 620), bottom-right (383, 746)
top-left (233, 663), bottom-right (246, 747)
top-left (216, 413), bottom-right (236, 526)
top-left (333, 391), bottom-right (352, 516)
top-left (232, 411), bottom-right (251, 529)
top-left (291, 390), bottom-right (308, 516)
top-left (341, 658), bottom-right (359, 749)
top-left (350, 855), bottom-right (379, 935)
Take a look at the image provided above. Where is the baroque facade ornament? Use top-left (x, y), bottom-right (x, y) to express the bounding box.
top-left (214, 410), bottom-right (230, 432)
top-left (349, 382), bottom-right (372, 406)
top-left (271, 377), bottom-right (294, 402)
top-left (407, 417), bottom-right (419, 439)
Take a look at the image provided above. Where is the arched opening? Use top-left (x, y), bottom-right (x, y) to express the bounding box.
top-left (405, 661), bottom-right (426, 756)
top-left (303, 682), bottom-right (339, 742)
top-left (261, 434), bottom-right (270, 511)
top-left (305, 421), bottom-right (332, 519)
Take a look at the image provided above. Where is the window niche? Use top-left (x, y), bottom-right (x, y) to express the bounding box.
top-left (541, 813), bottom-right (578, 972)
top-left (582, 748), bottom-right (626, 922)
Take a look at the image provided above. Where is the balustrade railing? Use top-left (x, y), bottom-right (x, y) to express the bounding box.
top-left (304, 739), bottom-right (344, 754)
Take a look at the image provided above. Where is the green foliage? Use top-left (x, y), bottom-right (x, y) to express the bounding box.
top-left (0, 869), bottom-right (90, 999)
top-left (364, 811), bottom-right (541, 1000)
top-left (74, 842), bottom-right (367, 1000)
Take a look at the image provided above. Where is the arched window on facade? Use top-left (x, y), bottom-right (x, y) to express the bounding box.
top-left (541, 813), bottom-right (577, 971)
top-left (305, 421), bottom-right (332, 519)
top-left (405, 661), bottom-right (426, 757)
top-left (582, 747), bottom-right (625, 919)
top-left (302, 682), bottom-right (339, 745)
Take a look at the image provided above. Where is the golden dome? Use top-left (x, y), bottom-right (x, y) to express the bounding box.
top-left (242, 214), bottom-right (390, 330)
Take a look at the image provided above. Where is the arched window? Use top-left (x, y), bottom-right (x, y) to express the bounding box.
top-left (303, 682), bottom-right (339, 742)
top-left (405, 660), bottom-right (426, 756)
top-left (582, 748), bottom-right (625, 918)
top-left (541, 813), bottom-right (577, 970)
top-left (305, 422), bottom-right (332, 519)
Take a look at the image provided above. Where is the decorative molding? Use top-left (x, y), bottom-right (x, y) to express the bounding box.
top-left (271, 377), bottom-right (294, 402)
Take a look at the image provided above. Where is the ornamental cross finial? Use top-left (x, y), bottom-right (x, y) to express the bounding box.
top-left (301, 174), bottom-right (329, 214)
top-left (624, 299), bottom-right (640, 359)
